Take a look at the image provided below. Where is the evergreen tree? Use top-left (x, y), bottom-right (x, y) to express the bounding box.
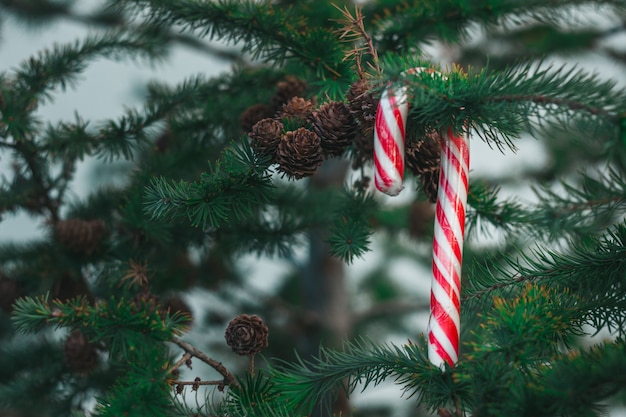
top-left (1, 0), bottom-right (626, 416)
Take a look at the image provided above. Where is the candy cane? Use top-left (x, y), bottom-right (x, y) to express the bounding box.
top-left (428, 127), bottom-right (469, 368)
top-left (373, 84), bottom-right (408, 196)
top-left (372, 69), bottom-right (470, 368)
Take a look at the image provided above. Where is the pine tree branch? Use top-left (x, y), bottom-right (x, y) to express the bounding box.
top-left (467, 169), bottom-right (626, 239)
top-left (169, 352), bottom-right (193, 374)
top-left (112, 0), bottom-right (349, 80)
top-left (379, 58), bottom-right (625, 151)
top-left (464, 223), bottom-right (626, 334)
top-left (488, 94), bottom-right (617, 119)
top-left (173, 379), bottom-right (224, 387)
top-left (368, 0), bottom-right (626, 51)
top-left (0, 0), bottom-right (245, 63)
top-left (268, 338), bottom-right (454, 415)
top-left (13, 31), bottom-right (166, 101)
top-left (171, 338), bottom-right (239, 389)
top-left (332, 5), bottom-right (380, 77)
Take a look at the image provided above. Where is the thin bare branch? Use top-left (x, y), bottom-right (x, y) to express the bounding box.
top-left (171, 338), bottom-right (240, 389)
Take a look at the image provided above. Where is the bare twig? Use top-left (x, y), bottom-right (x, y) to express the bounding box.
top-left (171, 338), bottom-right (240, 389)
top-left (169, 352), bottom-right (192, 374)
top-left (173, 380), bottom-right (224, 386)
top-left (332, 5), bottom-right (380, 76)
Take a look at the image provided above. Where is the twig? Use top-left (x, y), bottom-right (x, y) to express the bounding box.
top-left (489, 94), bottom-right (617, 120)
top-left (169, 352), bottom-right (192, 374)
top-left (173, 380), bottom-right (224, 386)
top-left (463, 274), bottom-right (536, 301)
top-left (171, 338), bottom-right (240, 389)
top-left (332, 5), bottom-right (380, 76)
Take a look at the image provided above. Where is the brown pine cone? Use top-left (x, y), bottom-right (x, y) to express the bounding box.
top-left (54, 219), bottom-right (106, 255)
top-left (240, 103), bottom-right (274, 133)
top-left (276, 128), bottom-right (324, 179)
top-left (311, 101), bottom-right (357, 158)
top-left (347, 79), bottom-right (377, 168)
top-left (272, 76), bottom-right (308, 109)
top-left (249, 118), bottom-right (284, 160)
top-left (224, 314), bottom-right (269, 356)
top-left (64, 330), bottom-right (98, 374)
top-left (347, 78), bottom-right (376, 124)
top-left (406, 130), bottom-right (442, 203)
top-left (278, 97), bottom-right (313, 125)
top-left (352, 126), bottom-right (375, 169)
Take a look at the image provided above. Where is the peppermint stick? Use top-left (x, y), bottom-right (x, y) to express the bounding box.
top-left (428, 127), bottom-right (469, 368)
top-left (373, 84), bottom-right (408, 196)
top-left (373, 69), bottom-right (470, 368)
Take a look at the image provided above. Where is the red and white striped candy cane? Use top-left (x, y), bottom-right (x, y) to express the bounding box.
top-left (373, 84), bottom-right (409, 196)
top-left (372, 68), bottom-right (470, 368)
top-left (373, 68), bottom-right (433, 196)
top-left (428, 127), bottom-right (469, 368)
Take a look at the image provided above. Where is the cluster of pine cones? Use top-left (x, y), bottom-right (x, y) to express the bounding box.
top-left (241, 76), bottom-right (441, 201)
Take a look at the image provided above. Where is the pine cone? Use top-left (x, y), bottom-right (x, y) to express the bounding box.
top-left (224, 314), bottom-right (269, 356)
top-left (406, 131), bottom-right (442, 203)
top-left (0, 273), bottom-right (19, 313)
top-left (311, 101), bottom-right (357, 158)
top-left (278, 97), bottom-right (313, 126)
top-left (347, 79), bottom-right (377, 168)
top-left (249, 118), bottom-right (284, 160)
top-left (272, 76), bottom-right (307, 109)
top-left (240, 103), bottom-right (274, 133)
top-left (352, 127), bottom-right (375, 169)
top-left (347, 78), bottom-right (376, 124)
top-left (276, 128), bottom-right (324, 179)
top-left (54, 219), bottom-right (106, 255)
top-left (64, 330), bottom-right (98, 374)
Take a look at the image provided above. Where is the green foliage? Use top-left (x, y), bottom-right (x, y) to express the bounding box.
top-left (144, 141), bottom-right (273, 229)
top-left (328, 189), bottom-right (377, 263)
top-left (265, 338), bottom-right (460, 415)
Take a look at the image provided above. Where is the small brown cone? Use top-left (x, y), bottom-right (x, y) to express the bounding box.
top-left (406, 130), bottom-right (442, 203)
top-left (224, 314), bottom-right (269, 356)
top-left (276, 128), bottom-right (323, 179)
top-left (311, 101), bottom-right (357, 158)
top-left (347, 79), bottom-right (377, 168)
top-left (248, 118), bottom-right (284, 160)
top-left (272, 76), bottom-right (307, 109)
top-left (64, 330), bottom-right (98, 374)
top-left (240, 103), bottom-right (274, 133)
top-left (352, 127), bottom-right (375, 169)
top-left (54, 219), bottom-right (106, 255)
top-left (347, 78), bottom-right (376, 125)
top-left (278, 97), bottom-right (313, 127)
